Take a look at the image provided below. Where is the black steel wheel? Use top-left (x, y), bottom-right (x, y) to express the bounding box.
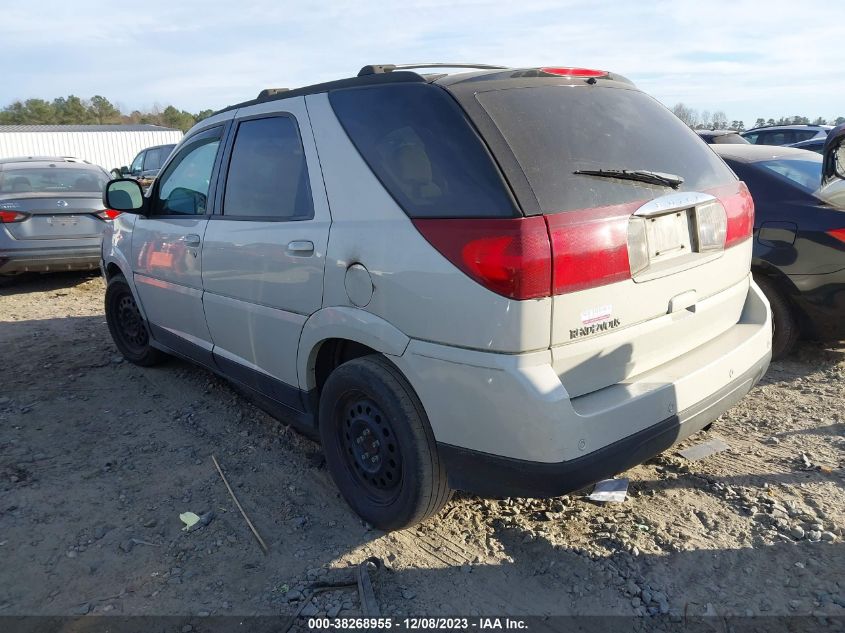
top-left (319, 355), bottom-right (451, 530)
top-left (337, 394), bottom-right (403, 504)
top-left (105, 274), bottom-right (165, 366)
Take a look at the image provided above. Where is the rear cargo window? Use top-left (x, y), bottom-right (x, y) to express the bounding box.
top-left (476, 86), bottom-right (737, 213)
top-left (329, 84), bottom-right (517, 218)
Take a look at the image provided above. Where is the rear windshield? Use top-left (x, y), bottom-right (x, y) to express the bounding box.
top-left (0, 167), bottom-right (107, 194)
top-left (476, 86), bottom-right (737, 213)
top-left (756, 156), bottom-right (821, 194)
top-left (329, 84), bottom-right (516, 218)
top-left (711, 133), bottom-right (748, 145)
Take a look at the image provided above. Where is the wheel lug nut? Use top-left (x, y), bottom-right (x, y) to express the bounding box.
top-left (356, 437), bottom-right (364, 444)
top-left (372, 440), bottom-right (380, 449)
top-left (362, 429), bottom-right (371, 436)
top-left (362, 452), bottom-right (370, 459)
top-left (371, 456), bottom-right (378, 464)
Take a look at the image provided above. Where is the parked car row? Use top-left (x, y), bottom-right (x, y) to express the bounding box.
top-left (3, 64), bottom-right (844, 529)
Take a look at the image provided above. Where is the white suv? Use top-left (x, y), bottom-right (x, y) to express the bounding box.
top-left (101, 64), bottom-right (772, 530)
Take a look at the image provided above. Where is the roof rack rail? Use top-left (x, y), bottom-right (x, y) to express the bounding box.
top-left (257, 88), bottom-right (289, 99)
top-left (358, 63), bottom-right (508, 76)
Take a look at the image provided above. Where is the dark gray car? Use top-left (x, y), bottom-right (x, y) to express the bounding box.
top-left (0, 157), bottom-right (112, 275)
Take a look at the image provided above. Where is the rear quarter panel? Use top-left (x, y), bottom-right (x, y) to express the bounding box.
top-left (304, 92), bottom-right (552, 354)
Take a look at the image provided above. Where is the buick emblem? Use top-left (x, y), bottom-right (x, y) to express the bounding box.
top-left (56, 200), bottom-right (69, 208)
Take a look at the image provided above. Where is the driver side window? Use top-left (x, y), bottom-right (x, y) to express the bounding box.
top-left (153, 134), bottom-right (221, 216)
top-left (130, 151), bottom-right (145, 174)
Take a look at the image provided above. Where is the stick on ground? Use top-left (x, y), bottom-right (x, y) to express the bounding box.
top-left (211, 454), bottom-right (269, 555)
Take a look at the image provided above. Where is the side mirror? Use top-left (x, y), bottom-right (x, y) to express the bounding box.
top-left (104, 178), bottom-right (146, 215)
top-left (119, 166), bottom-right (129, 176)
top-left (822, 124), bottom-right (845, 184)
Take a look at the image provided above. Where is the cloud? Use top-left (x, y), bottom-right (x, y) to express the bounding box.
top-left (2, 0), bottom-right (843, 124)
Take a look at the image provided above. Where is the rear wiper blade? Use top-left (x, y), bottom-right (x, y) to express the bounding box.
top-left (573, 169), bottom-right (684, 189)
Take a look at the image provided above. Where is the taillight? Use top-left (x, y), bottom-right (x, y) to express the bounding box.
top-left (540, 67), bottom-right (608, 78)
top-left (828, 228), bottom-right (845, 244)
top-left (412, 217), bottom-right (552, 300)
top-left (722, 182), bottom-right (754, 247)
top-left (97, 209), bottom-right (123, 221)
top-left (0, 210), bottom-right (28, 223)
top-left (545, 206), bottom-right (633, 294)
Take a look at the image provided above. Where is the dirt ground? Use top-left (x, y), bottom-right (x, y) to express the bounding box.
top-left (1, 272), bottom-right (844, 629)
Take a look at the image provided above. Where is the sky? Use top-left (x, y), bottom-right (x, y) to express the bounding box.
top-left (3, 0), bottom-right (842, 126)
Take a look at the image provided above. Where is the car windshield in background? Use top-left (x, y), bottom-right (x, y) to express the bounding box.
top-left (476, 86), bottom-right (737, 213)
top-left (0, 167), bottom-right (108, 194)
top-left (756, 157), bottom-right (822, 194)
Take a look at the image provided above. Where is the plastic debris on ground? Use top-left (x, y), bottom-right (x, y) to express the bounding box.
top-left (678, 437), bottom-right (730, 461)
top-left (589, 478), bottom-right (629, 503)
top-left (180, 512), bottom-right (200, 531)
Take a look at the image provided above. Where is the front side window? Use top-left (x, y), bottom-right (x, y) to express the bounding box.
top-left (130, 151), bottom-right (145, 173)
top-left (223, 116), bottom-right (314, 220)
top-left (154, 135), bottom-right (221, 215)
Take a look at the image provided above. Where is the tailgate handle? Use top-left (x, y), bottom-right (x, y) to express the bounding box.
top-left (668, 290), bottom-right (697, 314)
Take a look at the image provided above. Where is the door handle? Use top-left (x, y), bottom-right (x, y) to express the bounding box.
top-left (287, 240), bottom-right (314, 255)
top-left (180, 234), bottom-right (201, 247)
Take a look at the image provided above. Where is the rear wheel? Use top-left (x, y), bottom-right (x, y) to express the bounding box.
top-left (319, 355), bottom-right (451, 531)
top-left (754, 275), bottom-right (799, 360)
top-left (105, 274), bottom-right (165, 366)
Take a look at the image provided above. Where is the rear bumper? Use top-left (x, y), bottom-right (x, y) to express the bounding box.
top-left (0, 245), bottom-right (101, 274)
top-left (438, 354), bottom-right (769, 497)
top-left (789, 268), bottom-right (845, 340)
top-left (392, 277), bottom-right (772, 497)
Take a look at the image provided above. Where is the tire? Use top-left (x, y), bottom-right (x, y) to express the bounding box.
top-left (105, 274), bottom-right (165, 367)
top-left (754, 275), bottom-right (799, 360)
top-left (319, 355), bottom-right (452, 531)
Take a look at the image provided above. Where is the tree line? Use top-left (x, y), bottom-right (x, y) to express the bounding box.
top-left (0, 95), bottom-right (214, 132)
top-left (671, 103), bottom-right (845, 132)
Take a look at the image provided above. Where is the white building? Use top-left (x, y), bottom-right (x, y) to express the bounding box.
top-left (0, 124), bottom-right (183, 172)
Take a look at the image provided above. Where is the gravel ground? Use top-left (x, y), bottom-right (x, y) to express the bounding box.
top-left (1, 272), bottom-right (844, 629)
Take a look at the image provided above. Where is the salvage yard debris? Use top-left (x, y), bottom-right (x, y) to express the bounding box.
top-left (589, 478), bottom-right (629, 503)
top-left (212, 454), bottom-right (269, 555)
top-left (678, 437), bottom-right (730, 461)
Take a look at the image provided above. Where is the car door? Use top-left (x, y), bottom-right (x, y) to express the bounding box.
top-left (131, 125), bottom-right (226, 363)
top-left (201, 98), bottom-right (330, 409)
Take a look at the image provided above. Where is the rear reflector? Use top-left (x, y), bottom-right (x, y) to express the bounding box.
top-left (540, 67), bottom-right (608, 78)
top-left (412, 217), bottom-right (552, 300)
top-left (722, 182), bottom-right (755, 247)
top-left (0, 210), bottom-right (28, 223)
top-left (97, 209), bottom-right (123, 221)
top-left (828, 228), bottom-right (845, 244)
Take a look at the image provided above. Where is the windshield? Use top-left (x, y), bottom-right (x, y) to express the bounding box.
top-left (476, 86), bottom-right (737, 213)
top-left (0, 167), bottom-right (108, 194)
top-left (756, 157), bottom-right (822, 194)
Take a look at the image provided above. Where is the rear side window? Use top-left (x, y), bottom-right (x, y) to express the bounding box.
top-left (223, 116), bottom-right (314, 220)
top-left (476, 86), bottom-right (737, 213)
top-left (329, 84), bottom-right (516, 218)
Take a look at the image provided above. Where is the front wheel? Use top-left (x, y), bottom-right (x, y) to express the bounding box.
top-left (105, 274), bottom-right (165, 366)
top-left (319, 355), bottom-right (451, 531)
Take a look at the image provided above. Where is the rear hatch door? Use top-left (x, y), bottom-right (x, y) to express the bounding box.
top-left (463, 80), bottom-right (754, 396)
